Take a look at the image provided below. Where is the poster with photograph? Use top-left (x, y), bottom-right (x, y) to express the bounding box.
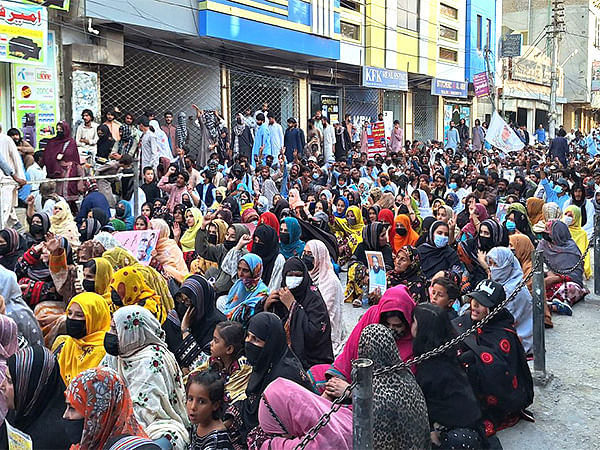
top-left (496, 202), bottom-right (510, 224)
top-left (113, 230), bottom-right (159, 265)
top-left (366, 250), bottom-right (386, 294)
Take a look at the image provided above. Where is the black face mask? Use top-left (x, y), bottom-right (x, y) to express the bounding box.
top-left (116, 207), bottom-right (125, 218)
top-left (223, 240), bottom-right (236, 250)
top-left (182, 200), bottom-right (192, 208)
top-left (396, 227), bottom-right (408, 236)
top-left (63, 418), bottom-right (84, 445)
top-left (207, 234), bottom-right (218, 245)
top-left (476, 184), bottom-right (485, 192)
top-left (215, 195), bottom-right (223, 203)
top-left (245, 342), bottom-right (262, 366)
top-left (66, 318), bottom-right (87, 339)
top-left (82, 279), bottom-right (95, 293)
top-left (103, 333), bottom-right (120, 356)
top-left (302, 254), bottom-right (315, 271)
top-left (56, 131), bottom-right (65, 139)
top-left (175, 301), bottom-right (188, 319)
top-left (541, 232), bottom-right (553, 243)
top-left (252, 241), bottom-right (266, 256)
top-left (78, 227), bottom-right (88, 242)
top-left (479, 236), bottom-right (494, 252)
top-left (30, 223), bottom-right (45, 236)
top-left (0, 244), bottom-right (7, 255)
top-left (111, 290), bottom-right (123, 307)
top-left (280, 232), bottom-right (290, 245)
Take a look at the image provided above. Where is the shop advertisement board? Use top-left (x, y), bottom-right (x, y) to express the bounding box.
top-left (22, 0), bottom-right (69, 11)
top-left (12, 30), bottom-right (58, 149)
top-left (431, 78), bottom-right (468, 98)
top-left (320, 95), bottom-right (339, 123)
top-left (473, 72), bottom-right (490, 97)
top-left (0, 1), bottom-right (47, 65)
top-left (366, 121), bottom-right (386, 158)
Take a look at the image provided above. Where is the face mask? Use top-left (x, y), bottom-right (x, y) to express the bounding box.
top-left (490, 266), bottom-right (504, 282)
top-left (302, 254), bottom-right (315, 271)
top-left (30, 223), bottom-right (44, 236)
top-left (476, 184), bottom-right (485, 192)
top-left (252, 241), bottom-right (267, 256)
top-left (0, 244), bottom-right (7, 255)
top-left (63, 418), bottom-right (84, 446)
top-left (395, 201), bottom-right (402, 207)
top-left (285, 276), bottom-right (303, 289)
top-left (433, 234), bottom-right (449, 248)
top-left (396, 227), bottom-right (408, 236)
top-left (223, 240), bottom-right (236, 250)
top-left (116, 207), bottom-right (125, 218)
top-left (56, 131), bottom-right (65, 139)
top-left (380, 180), bottom-right (388, 186)
top-left (449, 182), bottom-right (458, 190)
top-left (111, 290), bottom-right (124, 307)
top-left (182, 200), bottom-right (192, 208)
top-left (389, 327), bottom-right (404, 340)
top-left (479, 236), bottom-right (494, 251)
top-left (541, 231), bottom-right (553, 243)
top-left (82, 279), bottom-right (95, 293)
top-left (245, 342), bottom-right (262, 366)
top-left (505, 220), bottom-right (517, 231)
top-left (280, 232), bottom-right (290, 245)
top-left (103, 333), bottom-right (120, 356)
top-left (207, 234), bottom-right (218, 245)
top-left (347, 217), bottom-right (357, 226)
top-left (554, 185), bottom-right (563, 194)
top-left (563, 216), bottom-right (573, 226)
top-left (312, 173), bottom-right (319, 180)
top-left (66, 318), bottom-right (87, 339)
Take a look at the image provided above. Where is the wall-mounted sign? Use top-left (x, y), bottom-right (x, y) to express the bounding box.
top-left (22, 0), bottom-right (69, 11)
top-left (431, 78), bottom-right (468, 98)
top-left (501, 34), bottom-right (522, 58)
top-left (473, 72), bottom-right (490, 97)
top-left (511, 58), bottom-right (551, 87)
top-left (0, 1), bottom-right (47, 65)
top-left (362, 66), bottom-right (408, 91)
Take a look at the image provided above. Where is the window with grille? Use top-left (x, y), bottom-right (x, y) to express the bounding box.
top-left (341, 0), bottom-right (360, 12)
top-left (439, 47), bottom-right (458, 62)
top-left (341, 21), bottom-right (360, 40)
top-left (398, 0), bottom-right (418, 32)
top-left (477, 15), bottom-right (482, 50)
top-left (440, 3), bottom-right (458, 20)
top-left (487, 18), bottom-right (492, 49)
top-left (439, 24), bottom-right (457, 41)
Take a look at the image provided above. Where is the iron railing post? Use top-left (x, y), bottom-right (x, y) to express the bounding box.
top-left (352, 358), bottom-right (373, 449)
top-left (532, 250), bottom-right (551, 385)
top-left (594, 215), bottom-right (600, 296)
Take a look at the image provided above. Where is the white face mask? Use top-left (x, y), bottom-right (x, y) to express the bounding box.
top-left (285, 276), bottom-right (303, 289)
top-left (563, 216), bottom-right (573, 226)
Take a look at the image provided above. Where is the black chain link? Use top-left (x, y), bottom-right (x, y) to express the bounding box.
top-left (543, 233), bottom-right (593, 276)
top-left (295, 237), bottom-right (593, 449)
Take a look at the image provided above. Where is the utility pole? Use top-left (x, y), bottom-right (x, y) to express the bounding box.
top-left (484, 46), bottom-right (497, 113)
top-left (549, 0), bottom-right (565, 139)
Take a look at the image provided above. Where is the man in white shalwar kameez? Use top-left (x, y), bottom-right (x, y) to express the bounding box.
top-left (0, 129), bottom-right (26, 228)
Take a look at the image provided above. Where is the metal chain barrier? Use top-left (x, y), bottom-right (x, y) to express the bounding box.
top-left (295, 236), bottom-right (593, 450)
top-left (543, 232), bottom-right (594, 276)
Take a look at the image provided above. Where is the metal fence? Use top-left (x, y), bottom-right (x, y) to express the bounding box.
top-left (413, 89), bottom-right (437, 142)
top-left (99, 47), bottom-right (221, 153)
top-left (229, 69), bottom-right (299, 124)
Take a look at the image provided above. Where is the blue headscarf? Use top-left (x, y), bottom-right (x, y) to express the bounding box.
top-left (224, 253), bottom-right (269, 323)
top-left (333, 196), bottom-right (349, 219)
top-left (280, 217), bottom-right (305, 259)
top-left (116, 200), bottom-right (134, 230)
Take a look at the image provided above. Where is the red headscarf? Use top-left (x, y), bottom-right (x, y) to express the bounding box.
top-left (378, 208), bottom-right (395, 247)
top-left (258, 211), bottom-right (280, 236)
top-left (66, 367), bottom-right (147, 450)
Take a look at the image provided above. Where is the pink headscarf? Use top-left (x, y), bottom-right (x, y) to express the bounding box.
top-left (288, 188), bottom-right (302, 210)
top-left (461, 203), bottom-right (489, 239)
top-left (257, 378), bottom-right (352, 449)
top-left (331, 285), bottom-right (416, 381)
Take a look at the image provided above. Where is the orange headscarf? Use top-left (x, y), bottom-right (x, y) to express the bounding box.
top-left (65, 367), bottom-right (147, 450)
top-left (393, 215), bottom-right (419, 251)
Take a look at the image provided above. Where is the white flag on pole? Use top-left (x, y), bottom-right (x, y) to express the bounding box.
top-left (484, 111), bottom-right (525, 153)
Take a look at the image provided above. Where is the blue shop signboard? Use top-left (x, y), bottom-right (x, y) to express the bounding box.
top-left (431, 78), bottom-right (468, 98)
top-left (362, 66), bottom-right (408, 91)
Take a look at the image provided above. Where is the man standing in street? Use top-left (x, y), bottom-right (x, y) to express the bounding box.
top-left (322, 116), bottom-right (335, 162)
top-left (161, 111), bottom-right (177, 156)
top-left (252, 113), bottom-right (271, 167)
top-left (75, 109), bottom-right (98, 162)
top-left (268, 113), bottom-right (284, 156)
top-left (283, 117), bottom-right (303, 162)
top-left (472, 118), bottom-right (485, 151)
top-left (535, 124), bottom-right (547, 144)
top-left (334, 119), bottom-right (351, 162)
top-left (138, 116), bottom-right (159, 171)
top-left (445, 121), bottom-right (459, 150)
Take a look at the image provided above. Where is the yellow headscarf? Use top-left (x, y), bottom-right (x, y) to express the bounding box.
top-left (109, 266), bottom-right (167, 323)
top-left (49, 200), bottom-right (81, 248)
top-left (209, 218), bottom-right (229, 245)
top-left (565, 205), bottom-right (591, 279)
top-left (333, 205), bottom-right (364, 252)
top-left (93, 257), bottom-right (113, 300)
top-left (103, 247), bottom-right (138, 269)
top-left (52, 292), bottom-right (111, 385)
top-left (180, 208), bottom-right (203, 252)
top-left (211, 186), bottom-right (227, 209)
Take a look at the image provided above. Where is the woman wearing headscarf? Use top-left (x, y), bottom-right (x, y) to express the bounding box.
top-left (566, 183), bottom-right (595, 238)
top-left (192, 217), bottom-right (228, 276)
top-left (532, 202), bottom-right (562, 234)
top-left (0, 265), bottom-right (43, 348)
top-left (387, 245), bottom-right (429, 304)
top-left (304, 240), bottom-right (344, 354)
top-left (164, 275), bottom-right (226, 370)
top-left (487, 247), bottom-right (534, 354)
top-left (358, 324), bottom-right (430, 449)
top-left (460, 203), bottom-right (489, 242)
top-left (454, 280), bottom-right (534, 437)
top-left (367, 204), bottom-right (381, 224)
top-left (265, 257), bottom-right (333, 370)
top-left (114, 200), bottom-right (134, 231)
top-left (221, 254), bottom-right (269, 329)
top-left (257, 211), bottom-right (280, 235)
top-left (51, 292), bottom-right (111, 385)
top-left (509, 234), bottom-right (535, 293)
top-left (414, 216), bottom-right (436, 247)
top-left (95, 124), bottom-right (115, 161)
top-left (526, 197), bottom-right (545, 229)
top-left (25, 212), bottom-right (50, 245)
top-left (49, 200), bottom-right (81, 248)
top-left (0, 316), bottom-right (17, 447)
top-left (247, 378), bottom-right (352, 450)
top-left (0, 229), bottom-right (27, 271)
top-left (102, 306), bottom-right (190, 449)
top-left (417, 220), bottom-right (462, 279)
top-left (310, 285), bottom-right (416, 395)
top-left (537, 220), bottom-right (588, 312)
top-left (352, 222), bottom-right (394, 270)
top-left (331, 205), bottom-right (364, 265)
top-left (179, 207), bottom-right (203, 259)
top-left (149, 119), bottom-right (174, 162)
top-left (412, 188), bottom-right (433, 218)
top-left (134, 215), bottom-right (150, 230)
top-left (333, 196), bottom-right (349, 219)
top-left (90, 207), bottom-right (110, 227)
top-left (506, 203), bottom-right (537, 244)
top-left (109, 267), bottom-right (168, 324)
top-left (272, 198), bottom-right (290, 221)
top-left (377, 208), bottom-right (395, 246)
top-left (77, 218), bottom-right (102, 243)
top-left (225, 312), bottom-right (314, 445)
top-left (6, 345), bottom-right (69, 449)
top-left (392, 214), bottom-right (419, 252)
top-left (280, 217), bottom-right (305, 260)
top-left (42, 121), bottom-right (82, 210)
top-left (64, 367), bottom-right (148, 449)
top-left (81, 257), bottom-right (113, 301)
top-left (564, 205), bottom-right (591, 279)
top-left (148, 218), bottom-right (189, 284)
top-left (249, 224), bottom-right (285, 291)
top-left (222, 196), bottom-right (242, 223)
